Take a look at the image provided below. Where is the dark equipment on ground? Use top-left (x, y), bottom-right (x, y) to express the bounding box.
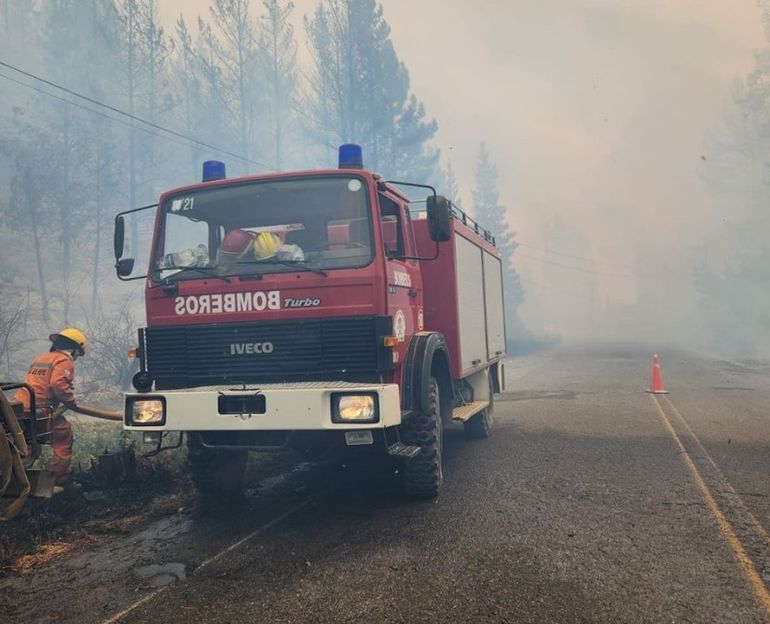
top-left (0, 382), bottom-right (123, 520)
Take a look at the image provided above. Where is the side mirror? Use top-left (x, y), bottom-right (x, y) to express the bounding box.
top-left (114, 215), bottom-right (125, 260)
top-left (426, 195), bottom-right (451, 242)
top-left (116, 258), bottom-right (135, 277)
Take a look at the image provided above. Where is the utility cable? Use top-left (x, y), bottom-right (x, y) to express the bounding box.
top-left (0, 59), bottom-right (267, 167)
top-left (0, 70), bottom-right (205, 155)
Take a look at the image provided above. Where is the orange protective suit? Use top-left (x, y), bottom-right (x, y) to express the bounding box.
top-left (15, 351), bottom-right (78, 484)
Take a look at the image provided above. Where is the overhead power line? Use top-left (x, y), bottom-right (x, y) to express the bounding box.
top-left (0, 59), bottom-right (268, 168)
top-left (0, 70), bottom-right (203, 155)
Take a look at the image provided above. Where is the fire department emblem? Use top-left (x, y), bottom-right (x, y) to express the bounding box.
top-left (394, 310), bottom-right (407, 343)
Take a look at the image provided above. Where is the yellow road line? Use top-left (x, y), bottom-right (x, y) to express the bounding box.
top-left (650, 395), bottom-right (770, 618)
top-left (664, 396), bottom-right (770, 548)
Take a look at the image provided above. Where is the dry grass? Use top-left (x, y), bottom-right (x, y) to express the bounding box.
top-left (12, 538), bottom-right (97, 574)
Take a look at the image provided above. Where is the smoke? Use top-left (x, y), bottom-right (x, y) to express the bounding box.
top-left (373, 0), bottom-right (764, 351)
top-left (135, 0), bottom-right (770, 352)
top-left (3, 0), bottom-right (766, 358)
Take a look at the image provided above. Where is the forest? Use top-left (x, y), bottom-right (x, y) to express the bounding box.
top-left (0, 0), bottom-right (526, 387)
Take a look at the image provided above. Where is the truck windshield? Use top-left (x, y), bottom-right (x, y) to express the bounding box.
top-left (153, 176), bottom-right (372, 280)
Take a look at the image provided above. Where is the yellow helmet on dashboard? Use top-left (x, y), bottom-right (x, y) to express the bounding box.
top-left (252, 231), bottom-right (281, 259)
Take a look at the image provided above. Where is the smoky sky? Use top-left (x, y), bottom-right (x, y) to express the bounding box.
top-left (160, 0), bottom-right (764, 342)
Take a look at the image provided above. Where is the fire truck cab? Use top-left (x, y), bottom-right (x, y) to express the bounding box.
top-left (114, 145), bottom-right (506, 499)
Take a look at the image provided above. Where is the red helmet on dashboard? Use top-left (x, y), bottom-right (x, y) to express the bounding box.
top-left (221, 229), bottom-right (255, 255)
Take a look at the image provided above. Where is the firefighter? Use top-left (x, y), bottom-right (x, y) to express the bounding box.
top-left (16, 328), bottom-right (87, 486)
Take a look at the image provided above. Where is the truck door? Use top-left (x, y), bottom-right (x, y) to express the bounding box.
top-left (379, 193), bottom-right (423, 363)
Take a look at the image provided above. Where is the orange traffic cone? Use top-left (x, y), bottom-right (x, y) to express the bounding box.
top-left (646, 354), bottom-right (669, 394)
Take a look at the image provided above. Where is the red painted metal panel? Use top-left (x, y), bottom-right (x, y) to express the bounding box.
top-left (414, 218), bottom-right (462, 379)
top-left (146, 267), bottom-right (384, 327)
top-left (414, 217), bottom-right (503, 380)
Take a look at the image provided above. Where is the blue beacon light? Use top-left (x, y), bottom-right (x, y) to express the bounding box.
top-left (202, 160), bottom-right (226, 182)
top-left (338, 144), bottom-right (363, 169)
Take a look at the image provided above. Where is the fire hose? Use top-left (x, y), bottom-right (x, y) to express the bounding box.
top-left (59, 404), bottom-right (123, 422)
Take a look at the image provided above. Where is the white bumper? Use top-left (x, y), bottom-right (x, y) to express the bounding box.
top-left (123, 381), bottom-right (401, 431)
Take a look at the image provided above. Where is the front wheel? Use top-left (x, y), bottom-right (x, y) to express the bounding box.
top-left (400, 377), bottom-right (443, 498)
top-left (187, 433), bottom-right (248, 502)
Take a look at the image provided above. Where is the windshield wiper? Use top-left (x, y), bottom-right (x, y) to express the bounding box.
top-left (237, 259), bottom-right (327, 277)
top-left (158, 266), bottom-right (231, 283)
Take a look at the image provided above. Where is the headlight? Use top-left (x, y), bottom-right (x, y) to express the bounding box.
top-left (128, 398), bottom-right (166, 426)
top-left (332, 393), bottom-right (379, 423)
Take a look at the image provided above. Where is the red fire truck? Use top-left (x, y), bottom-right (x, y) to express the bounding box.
top-left (113, 145), bottom-right (507, 499)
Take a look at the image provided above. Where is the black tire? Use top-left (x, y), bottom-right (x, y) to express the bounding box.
top-left (187, 433), bottom-right (248, 501)
top-left (400, 377), bottom-right (443, 498)
top-left (464, 375), bottom-right (494, 440)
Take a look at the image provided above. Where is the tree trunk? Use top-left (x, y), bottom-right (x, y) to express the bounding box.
top-left (24, 167), bottom-right (49, 322)
top-left (91, 135), bottom-right (103, 315)
top-left (271, 8), bottom-right (282, 170)
top-left (127, 0), bottom-right (138, 257)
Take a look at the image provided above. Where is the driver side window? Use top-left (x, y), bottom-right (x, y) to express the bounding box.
top-left (379, 194), bottom-right (404, 258)
top-left (159, 213), bottom-right (211, 269)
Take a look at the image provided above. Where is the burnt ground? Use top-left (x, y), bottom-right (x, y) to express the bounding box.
top-left (0, 448), bottom-right (301, 573)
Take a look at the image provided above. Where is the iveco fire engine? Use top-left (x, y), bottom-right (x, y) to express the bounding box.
top-left (113, 145), bottom-right (507, 499)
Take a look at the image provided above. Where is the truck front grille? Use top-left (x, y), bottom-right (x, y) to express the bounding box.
top-left (143, 316), bottom-right (392, 388)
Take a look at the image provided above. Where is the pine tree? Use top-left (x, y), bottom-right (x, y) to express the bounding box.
top-left (0, 0), bottom-right (36, 62)
top-left (0, 0), bottom-right (39, 227)
top-left (118, 0), bottom-right (172, 249)
top-left (172, 15), bottom-right (208, 176)
top-left (305, 0), bottom-right (437, 180)
top-left (436, 158), bottom-right (462, 209)
top-left (86, 0), bottom-right (122, 315)
top-left (696, 0), bottom-right (770, 354)
top-left (2, 116), bottom-right (56, 322)
top-left (472, 142), bottom-right (527, 342)
top-left (256, 0), bottom-right (297, 170)
top-left (196, 0), bottom-right (262, 174)
top-left (37, 0), bottom-right (108, 321)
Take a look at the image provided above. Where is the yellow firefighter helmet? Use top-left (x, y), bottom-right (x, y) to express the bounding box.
top-left (252, 231), bottom-right (281, 259)
top-left (49, 328), bottom-right (88, 356)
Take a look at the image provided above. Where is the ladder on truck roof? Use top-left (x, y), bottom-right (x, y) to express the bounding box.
top-left (408, 200), bottom-right (497, 248)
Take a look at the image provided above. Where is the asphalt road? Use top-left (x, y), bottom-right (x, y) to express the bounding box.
top-left (4, 344), bottom-right (770, 623)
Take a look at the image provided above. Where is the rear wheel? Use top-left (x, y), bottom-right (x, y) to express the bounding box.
top-left (400, 377), bottom-right (443, 498)
top-left (187, 433), bottom-right (248, 502)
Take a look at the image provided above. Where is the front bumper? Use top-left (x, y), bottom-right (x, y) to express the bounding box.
top-left (123, 381), bottom-right (401, 431)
